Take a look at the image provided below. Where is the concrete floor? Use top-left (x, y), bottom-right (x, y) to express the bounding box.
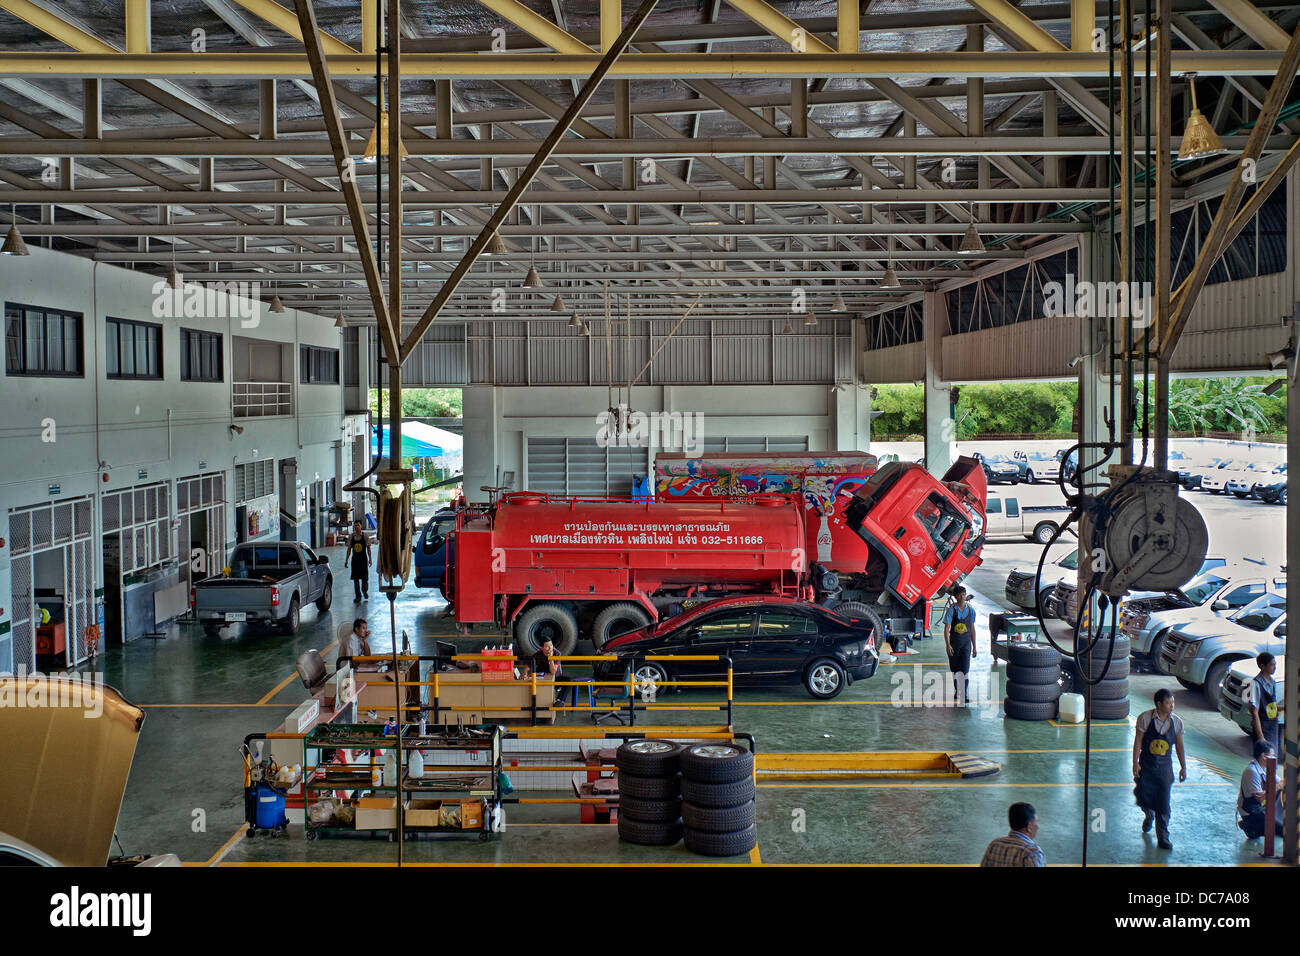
top-left (81, 529), bottom-right (1282, 867)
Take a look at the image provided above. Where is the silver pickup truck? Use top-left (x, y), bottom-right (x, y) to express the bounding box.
top-left (192, 541), bottom-right (333, 636)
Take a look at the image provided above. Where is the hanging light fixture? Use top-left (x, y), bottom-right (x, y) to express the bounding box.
top-left (803, 311), bottom-right (818, 327)
top-left (524, 264), bottom-right (543, 287)
top-left (550, 294), bottom-right (567, 313)
top-left (2, 204), bottom-right (29, 256)
top-left (781, 318), bottom-right (794, 335)
top-left (831, 292), bottom-right (847, 313)
top-left (568, 312), bottom-right (583, 329)
top-left (958, 204), bottom-right (985, 255)
top-left (1178, 73), bottom-right (1226, 161)
top-left (880, 265), bottom-right (901, 288)
top-left (362, 107), bottom-right (409, 163)
top-left (581, 320), bottom-right (591, 336)
top-left (167, 265), bottom-right (184, 289)
top-left (485, 229), bottom-right (509, 257)
top-left (269, 284), bottom-right (285, 313)
top-left (335, 295), bottom-right (346, 328)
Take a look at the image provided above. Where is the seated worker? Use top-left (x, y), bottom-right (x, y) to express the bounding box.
top-left (1238, 740), bottom-right (1285, 840)
top-left (525, 638), bottom-right (569, 705)
top-left (346, 618), bottom-right (376, 670)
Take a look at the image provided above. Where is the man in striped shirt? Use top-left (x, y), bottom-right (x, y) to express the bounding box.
top-left (980, 802), bottom-right (1046, 867)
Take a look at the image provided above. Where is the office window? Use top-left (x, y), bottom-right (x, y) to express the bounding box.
top-left (300, 345), bottom-right (339, 385)
top-left (106, 317), bottom-right (162, 380)
top-left (180, 328), bottom-right (223, 382)
top-left (4, 303), bottom-right (83, 376)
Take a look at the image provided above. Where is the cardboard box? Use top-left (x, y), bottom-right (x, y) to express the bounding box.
top-left (403, 798), bottom-right (483, 829)
top-left (354, 796), bottom-right (396, 830)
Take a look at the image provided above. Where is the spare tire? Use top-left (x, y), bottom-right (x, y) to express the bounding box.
top-left (617, 815), bottom-right (682, 846)
top-left (1008, 642), bottom-right (1061, 667)
top-left (1088, 696), bottom-right (1130, 719)
top-left (1083, 676), bottom-right (1129, 701)
top-left (680, 777), bottom-right (756, 808)
top-left (592, 602), bottom-right (652, 651)
top-left (615, 739), bottom-right (683, 777)
top-left (1003, 697), bottom-right (1059, 721)
top-left (618, 795), bottom-right (682, 824)
top-left (679, 743), bottom-right (754, 783)
top-left (514, 602), bottom-right (578, 656)
top-left (617, 773), bottom-right (680, 800)
top-left (831, 601), bottom-right (885, 651)
top-left (1006, 680), bottom-right (1062, 703)
top-left (682, 799), bottom-right (756, 833)
top-left (1006, 663), bottom-right (1061, 685)
top-left (1068, 651), bottom-right (1130, 680)
top-left (1073, 635), bottom-right (1131, 658)
top-left (683, 824), bottom-right (757, 857)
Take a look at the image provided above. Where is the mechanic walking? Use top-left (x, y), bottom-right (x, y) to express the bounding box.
top-left (344, 519), bottom-right (371, 603)
top-left (943, 586), bottom-right (978, 705)
top-left (1248, 651), bottom-right (1280, 759)
top-left (1133, 688), bottom-right (1187, 851)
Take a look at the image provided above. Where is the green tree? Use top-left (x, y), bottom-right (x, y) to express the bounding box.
top-left (369, 387), bottom-right (462, 420)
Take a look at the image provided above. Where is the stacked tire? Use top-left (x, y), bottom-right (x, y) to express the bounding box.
top-left (679, 743), bottom-right (757, 857)
top-left (1069, 634), bottom-right (1131, 719)
top-left (1004, 642), bottom-right (1063, 721)
top-left (615, 739), bottom-right (683, 846)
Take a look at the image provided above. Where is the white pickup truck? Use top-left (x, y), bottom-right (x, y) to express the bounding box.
top-left (983, 492), bottom-right (1068, 544)
top-left (192, 541), bottom-right (333, 636)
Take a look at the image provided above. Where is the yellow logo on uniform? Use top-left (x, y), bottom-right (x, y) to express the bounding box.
top-left (1265, 702), bottom-right (1278, 720)
top-left (1149, 738), bottom-right (1170, 757)
top-left (953, 622), bottom-right (968, 635)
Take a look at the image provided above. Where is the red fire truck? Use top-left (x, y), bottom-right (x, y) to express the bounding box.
top-left (446, 456), bottom-right (986, 655)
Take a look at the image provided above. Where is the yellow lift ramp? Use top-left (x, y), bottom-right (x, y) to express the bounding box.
top-left (756, 751), bottom-right (1001, 782)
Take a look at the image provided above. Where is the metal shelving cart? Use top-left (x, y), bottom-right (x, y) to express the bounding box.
top-left (301, 723), bottom-right (502, 842)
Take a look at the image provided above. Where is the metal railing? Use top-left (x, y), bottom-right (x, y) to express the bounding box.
top-left (233, 380), bottom-right (293, 418)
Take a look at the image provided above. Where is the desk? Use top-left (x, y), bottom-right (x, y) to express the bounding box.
top-left (354, 661), bottom-right (421, 722)
top-left (431, 670), bottom-right (557, 724)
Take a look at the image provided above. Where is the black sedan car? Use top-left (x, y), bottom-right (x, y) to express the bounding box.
top-left (596, 596), bottom-right (880, 699)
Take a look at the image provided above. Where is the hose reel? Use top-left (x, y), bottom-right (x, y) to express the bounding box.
top-left (376, 467), bottom-right (414, 589)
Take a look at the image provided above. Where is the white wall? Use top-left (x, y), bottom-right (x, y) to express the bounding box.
top-left (0, 247), bottom-right (353, 646)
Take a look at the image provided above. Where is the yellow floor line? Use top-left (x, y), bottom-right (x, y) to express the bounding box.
top-left (749, 844), bottom-right (762, 865)
top-left (257, 638), bottom-right (338, 705)
top-left (203, 823), bottom-right (248, 866)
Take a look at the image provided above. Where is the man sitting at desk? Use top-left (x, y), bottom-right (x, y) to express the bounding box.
top-left (346, 618), bottom-right (374, 668)
top-left (526, 638), bottom-right (569, 705)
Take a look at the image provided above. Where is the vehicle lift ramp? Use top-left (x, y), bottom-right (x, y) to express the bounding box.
top-left (755, 751), bottom-right (1001, 781)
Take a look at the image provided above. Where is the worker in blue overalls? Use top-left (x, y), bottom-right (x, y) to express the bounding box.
top-left (1249, 651), bottom-right (1280, 760)
top-left (1132, 688), bottom-right (1187, 851)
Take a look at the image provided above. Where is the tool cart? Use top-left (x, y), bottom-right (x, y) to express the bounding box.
top-left (401, 724), bottom-right (503, 842)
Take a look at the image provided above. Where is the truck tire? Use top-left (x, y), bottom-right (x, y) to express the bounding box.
top-left (203, 624), bottom-right (222, 639)
top-left (1176, 677), bottom-right (1199, 691)
top-left (618, 795), bottom-right (682, 824)
top-left (1003, 697), bottom-right (1058, 721)
top-left (617, 815), bottom-right (682, 846)
top-left (315, 577), bottom-right (333, 613)
top-left (592, 602), bottom-right (651, 651)
top-left (617, 773), bottom-right (680, 800)
top-left (1085, 676), bottom-right (1129, 700)
top-left (1032, 522), bottom-right (1057, 545)
top-left (683, 824), bottom-right (757, 857)
top-left (682, 799), bottom-right (756, 833)
top-left (680, 743), bottom-right (754, 784)
top-left (281, 596), bottom-right (300, 635)
top-left (1088, 696), bottom-right (1130, 719)
top-left (1147, 629), bottom-right (1172, 666)
top-left (1008, 642), bottom-right (1061, 668)
top-left (1006, 663), bottom-right (1060, 685)
top-left (615, 739), bottom-right (683, 777)
top-left (1069, 654), bottom-right (1130, 681)
top-left (803, 658), bottom-right (847, 699)
top-left (1006, 681), bottom-right (1061, 703)
top-left (1203, 659), bottom-right (1236, 710)
top-left (680, 777), bottom-right (756, 808)
top-left (830, 602), bottom-right (885, 651)
top-left (514, 602), bottom-right (578, 656)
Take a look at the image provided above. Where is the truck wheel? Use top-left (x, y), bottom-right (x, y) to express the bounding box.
top-left (1203, 659), bottom-right (1234, 709)
top-left (831, 602), bottom-right (884, 652)
top-left (1033, 522), bottom-right (1057, 545)
top-left (1147, 629), bottom-right (1172, 665)
top-left (315, 577), bottom-right (333, 613)
top-left (282, 596), bottom-right (300, 635)
top-left (515, 602), bottom-right (578, 656)
top-left (615, 739), bottom-right (683, 777)
top-left (803, 659), bottom-right (846, 699)
top-left (679, 743), bottom-right (754, 783)
top-left (592, 602), bottom-right (651, 651)
top-left (203, 624), bottom-right (222, 639)
top-left (1176, 677), bottom-right (1199, 691)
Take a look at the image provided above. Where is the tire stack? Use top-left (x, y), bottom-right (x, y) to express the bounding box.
top-left (615, 739), bottom-right (684, 846)
top-left (679, 742), bottom-right (757, 857)
top-left (1004, 642), bottom-right (1063, 721)
top-left (1070, 634), bottom-right (1131, 720)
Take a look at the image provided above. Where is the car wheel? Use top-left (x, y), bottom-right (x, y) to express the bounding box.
top-left (681, 800), bottom-right (756, 833)
top-left (1147, 629), bottom-right (1172, 665)
top-left (1025, 469), bottom-right (1036, 484)
top-left (1175, 677), bottom-right (1199, 691)
top-left (617, 815), bottom-right (682, 846)
top-left (1006, 681), bottom-right (1062, 703)
top-left (592, 602), bottom-right (652, 651)
top-left (315, 577), bottom-right (332, 613)
top-left (1008, 642), bottom-right (1061, 667)
top-left (617, 773), bottom-right (681, 800)
top-left (1088, 696), bottom-right (1130, 719)
top-left (1281, 489), bottom-right (1288, 506)
top-left (680, 777), bottom-right (757, 808)
top-left (1088, 675), bottom-right (1130, 700)
top-left (282, 597), bottom-right (300, 635)
top-left (632, 661), bottom-right (671, 698)
top-left (1003, 697), bottom-right (1058, 721)
top-left (618, 796), bottom-right (682, 824)
top-left (514, 602), bottom-right (579, 656)
top-left (1233, 491), bottom-right (1249, 499)
top-left (683, 824), bottom-right (757, 857)
top-left (1033, 522), bottom-right (1057, 545)
top-left (615, 739), bottom-right (683, 777)
top-left (1209, 488), bottom-right (1221, 494)
top-left (804, 658), bottom-right (846, 699)
top-left (1203, 659), bottom-right (1234, 710)
top-left (679, 743), bottom-right (754, 783)
top-left (1006, 663), bottom-right (1061, 685)
top-left (1035, 588), bottom-right (1053, 619)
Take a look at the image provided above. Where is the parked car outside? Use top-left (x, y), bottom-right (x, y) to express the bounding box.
top-left (1250, 463), bottom-right (1287, 503)
top-left (1224, 460), bottom-right (1283, 498)
top-left (1049, 555), bottom-right (1228, 628)
top-left (594, 595), bottom-right (880, 700)
top-left (974, 453), bottom-right (1022, 485)
top-left (1157, 591), bottom-right (1287, 708)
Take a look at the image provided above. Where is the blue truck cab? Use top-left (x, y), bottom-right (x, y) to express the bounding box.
top-left (413, 509), bottom-right (457, 597)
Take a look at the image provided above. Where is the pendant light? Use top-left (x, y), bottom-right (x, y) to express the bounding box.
top-left (362, 106), bottom-right (408, 163)
top-left (781, 318), bottom-right (794, 335)
top-left (523, 264), bottom-right (543, 288)
top-left (880, 265), bottom-right (901, 288)
top-left (1178, 73), bottom-right (1226, 161)
top-left (831, 292), bottom-right (847, 313)
top-left (167, 242), bottom-right (182, 289)
top-left (958, 203), bottom-right (985, 255)
top-left (484, 229), bottom-right (509, 257)
top-left (2, 204), bottom-right (29, 256)
top-left (335, 295), bottom-right (347, 328)
top-left (269, 283), bottom-right (285, 313)
top-left (803, 311), bottom-right (818, 327)
top-left (550, 294), bottom-right (567, 313)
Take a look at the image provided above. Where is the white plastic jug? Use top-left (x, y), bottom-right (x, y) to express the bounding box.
top-left (408, 749), bottom-right (424, 779)
top-left (1058, 692), bottom-right (1085, 724)
top-left (382, 752), bottom-right (398, 787)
